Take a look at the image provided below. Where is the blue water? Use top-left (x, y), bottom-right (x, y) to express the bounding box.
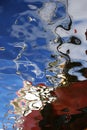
top-left (0, 0), bottom-right (57, 129)
top-left (0, 0), bottom-right (87, 129)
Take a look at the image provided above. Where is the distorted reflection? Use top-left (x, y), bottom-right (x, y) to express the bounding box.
top-left (5, 0), bottom-right (87, 129)
top-left (11, 81), bottom-right (56, 129)
top-left (11, 79), bottom-right (87, 130)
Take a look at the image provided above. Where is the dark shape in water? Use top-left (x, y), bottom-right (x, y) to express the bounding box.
top-left (57, 16), bottom-right (72, 31)
top-left (85, 50), bottom-right (87, 55)
top-left (63, 61), bottom-right (82, 82)
top-left (52, 80), bottom-right (87, 115)
top-left (79, 68), bottom-right (87, 78)
top-left (40, 107), bottom-right (87, 130)
top-left (66, 49), bottom-right (70, 54)
top-left (85, 29), bottom-right (87, 40)
top-left (68, 36), bottom-right (81, 45)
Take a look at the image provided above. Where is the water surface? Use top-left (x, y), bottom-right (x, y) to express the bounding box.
top-left (0, 0), bottom-right (87, 129)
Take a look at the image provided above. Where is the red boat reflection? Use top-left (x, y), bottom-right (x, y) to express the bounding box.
top-left (52, 80), bottom-right (87, 115)
top-left (21, 80), bottom-right (87, 130)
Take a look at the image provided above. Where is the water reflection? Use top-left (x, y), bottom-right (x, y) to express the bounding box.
top-left (11, 81), bottom-right (56, 129)
top-left (11, 80), bottom-right (87, 130)
top-left (0, 0), bottom-right (87, 129)
top-left (10, 0), bottom-right (87, 129)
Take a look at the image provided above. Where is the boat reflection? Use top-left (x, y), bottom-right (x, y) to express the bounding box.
top-left (11, 79), bottom-right (87, 130)
top-left (11, 81), bottom-right (56, 129)
top-left (10, 0), bottom-right (87, 129)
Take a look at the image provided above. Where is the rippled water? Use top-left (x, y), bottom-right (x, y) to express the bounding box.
top-left (0, 0), bottom-right (87, 129)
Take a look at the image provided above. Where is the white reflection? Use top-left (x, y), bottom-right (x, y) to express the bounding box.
top-left (56, 0), bottom-right (87, 61)
top-left (11, 81), bottom-right (56, 116)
